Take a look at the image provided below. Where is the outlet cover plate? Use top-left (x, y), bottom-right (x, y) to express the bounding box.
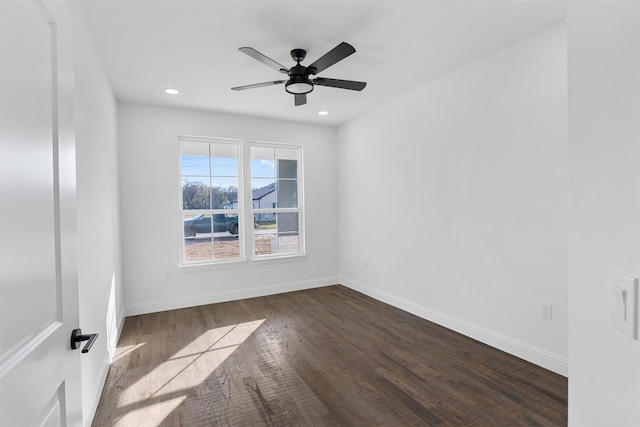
top-left (540, 302), bottom-right (552, 320)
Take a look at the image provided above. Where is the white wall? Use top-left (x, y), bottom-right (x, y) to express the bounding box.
top-left (567, 1), bottom-right (640, 425)
top-left (117, 103), bottom-right (338, 315)
top-left (69, 3), bottom-right (124, 426)
top-left (338, 23), bottom-right (568, 374)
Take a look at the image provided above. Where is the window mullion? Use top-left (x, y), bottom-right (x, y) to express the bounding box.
top-left (242, 139), bottom-right (253, 260)
top-left (208, 143), bottom-right (213, 210)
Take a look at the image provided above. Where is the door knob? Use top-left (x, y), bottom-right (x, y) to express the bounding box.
top-left (71, 328), bottom-right (98, 353)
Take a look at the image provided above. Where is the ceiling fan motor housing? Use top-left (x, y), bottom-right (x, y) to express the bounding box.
top-left (285, 59), bottom-right (314, 94)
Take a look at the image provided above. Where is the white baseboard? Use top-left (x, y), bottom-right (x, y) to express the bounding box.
top-left (340, 276), bottom-right (568, 377)
top-left (124, 276), bottom-right (339, 317)
top-left (124, 275), bottom-right (567, 376)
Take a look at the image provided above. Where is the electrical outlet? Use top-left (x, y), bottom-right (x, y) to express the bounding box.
top-left (540, 302), bottom-right (552, 320)
top-left (363, 260), bottom-right (369, 269)
top-left (165, 271), bottom-right (172, 281)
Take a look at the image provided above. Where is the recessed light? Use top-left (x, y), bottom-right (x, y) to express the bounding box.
top-left (164, 88), bottom-right (179, 95)
top-left (318, 111), bottom-right (329, 116)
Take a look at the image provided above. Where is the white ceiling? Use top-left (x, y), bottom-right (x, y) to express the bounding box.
top-left (78, 0), bottom-right (565, 126)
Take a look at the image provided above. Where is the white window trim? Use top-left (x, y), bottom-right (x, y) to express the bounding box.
top-left (178, 135), bottom-right (244, 266)
top-left (178, 136), bottom-right (305, 267)
top-left (249, 140), bottom-right (305, 259)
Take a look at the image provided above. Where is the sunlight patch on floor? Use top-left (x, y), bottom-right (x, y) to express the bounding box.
top-left (112, 342), bottom-right (146, 362)
top-left (120, 319), bottom-right (265, 414)
top-left (117, 395), bottom-right (187, 426)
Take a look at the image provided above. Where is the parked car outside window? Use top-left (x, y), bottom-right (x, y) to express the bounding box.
top-left (184, 214), bottom-right (239, 237)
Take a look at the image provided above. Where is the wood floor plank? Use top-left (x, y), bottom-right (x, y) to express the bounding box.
top-left (92, 285), bottom-right (567, 426)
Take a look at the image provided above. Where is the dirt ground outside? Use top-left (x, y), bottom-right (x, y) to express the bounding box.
top-left (184, 235), bottom-right (271, 261)
top-left (184, 234), bottom-right (297, 261)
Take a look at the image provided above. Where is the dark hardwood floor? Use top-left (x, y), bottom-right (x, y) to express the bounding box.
top-left (92, 285), bottom-right (567, 426)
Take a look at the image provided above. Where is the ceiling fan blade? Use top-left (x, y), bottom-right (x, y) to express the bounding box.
top-left (313, 77), bottom-right (366, 91)
top-left (231, 80), bottom-right (286, 91)
top-left (239, 47), bottom-right (289, 74)
top-left (307, 42), bottom-right (356, 75)
top-left (294, 94), bottom-right (307, 106)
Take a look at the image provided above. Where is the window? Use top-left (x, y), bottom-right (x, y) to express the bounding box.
top-left (180, 136), bottom-right (242, 264)
top-left (251, 143), bottom-right (303, 257)
top-left (180, 137), bottom-right (303, 265)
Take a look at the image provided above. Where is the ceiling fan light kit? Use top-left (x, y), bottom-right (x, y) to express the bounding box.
top-left (285, 77), bottom-right (314, 95)
top-left (232, 42), bottom-right (366, 106)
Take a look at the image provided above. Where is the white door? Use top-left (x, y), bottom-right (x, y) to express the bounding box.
top-left (1, 1), bottom-right (83, 425)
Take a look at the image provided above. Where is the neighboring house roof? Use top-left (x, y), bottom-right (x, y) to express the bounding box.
top-left (231, 182), bottom-right (275, 203)
top-left (252, 182), bottom-right (275, 200)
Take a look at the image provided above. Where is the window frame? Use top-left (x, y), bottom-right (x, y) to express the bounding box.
top-left (179, 135), bottom-right (244, 266)
top-left (178, 136), bottom-right (305, 267)
top-left (250, 140), bottom-right (305, 260)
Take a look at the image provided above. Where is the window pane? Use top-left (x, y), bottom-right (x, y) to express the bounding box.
top-left (254, 212), bottom-right (300, 257)
top-left (254, 211), bottom-right (275, 227)
top-left (184, 213), bottom-right (212, 236)
top-left (251, 146), bottom-right (275, 178)
top-left (276, 147), bottom-right (298, 161)
top-left (181, 141), bottom-right (210, 176)
top-left (277, 233), bottom-right (299, 254)
top-left (254, 232), bottom-right (275, 256)
top-left (182, 178), bottom-right (211, 210)
top-left (276, 180), bottom-right (297, 208)
top-left (211, 144), bottom-right (238, 177)
top-left (252, 179), bottom-right (276, 209)
top-left (220, 213), bottom-right (239, 235)
top-left (184, 235), bottom-right (213, 262)
top-left (183, 213), bottom-right (239, 235)
top-left (183, 235), bottom-right (242, 261)
top-left (213, 230), bottom-right (240, 259)
top-left (277, 212), bottom-right (298, 233)
top-left (212, 177), bottom-right (238, 209)
top-left (277, 159), bottom-right (297, 179)
top-left (253, 231), bottom-right (299, 257)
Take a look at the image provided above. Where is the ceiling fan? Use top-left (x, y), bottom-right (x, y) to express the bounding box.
top-left (231, 42), bottom-right (366, 106)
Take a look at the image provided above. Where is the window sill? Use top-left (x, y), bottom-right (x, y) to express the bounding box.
top-left (251, 253), bottom-right (307, 266)
top-left (178, 253), bottom-right (307, 271)
top-left (179, 258), bottom-right (248, 272)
